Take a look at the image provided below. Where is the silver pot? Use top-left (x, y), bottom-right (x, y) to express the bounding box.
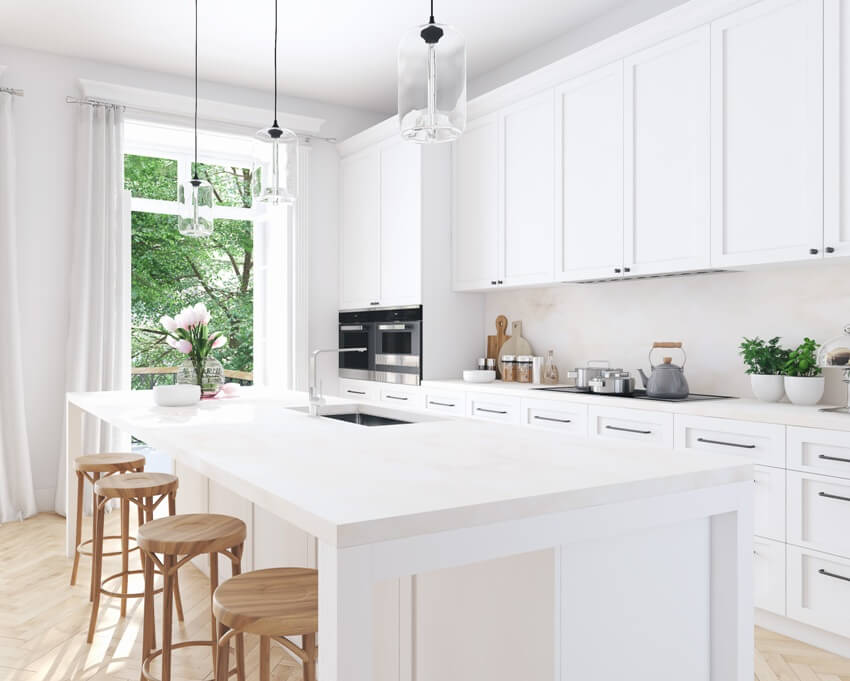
top-left (568, 361), bottom-right (618, 391)
top-left (588, 371), bottom-right (636, 396)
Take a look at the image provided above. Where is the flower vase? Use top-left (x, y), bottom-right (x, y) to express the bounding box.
top-left (177, 356), bottom-right (225, 398)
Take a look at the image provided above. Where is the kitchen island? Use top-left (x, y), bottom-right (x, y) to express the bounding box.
top-left (66, 389), bottom-right (754, 681)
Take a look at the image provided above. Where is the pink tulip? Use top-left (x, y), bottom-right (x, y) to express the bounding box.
top-left (165, 336), bottom-right (177, 349)
top-left (212, 335), bottom-right (227, 349)
top-left (193, 302), bottom-right (211, 325)
top-left (176, 339), bottom-right (192, 354)
top-left (160, 315), bottom-right (178, 332)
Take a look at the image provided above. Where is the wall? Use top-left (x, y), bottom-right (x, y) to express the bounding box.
top-left (0, 44), bottom-right (384, 510)
top-left (483, 261), bottom-right (850, 405)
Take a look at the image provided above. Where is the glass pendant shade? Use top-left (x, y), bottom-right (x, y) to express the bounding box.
top-left (398, 21), bottom-right (466, 143)
top-left (252, 125), bottom-right (298, 205)
top-left (178, 177), bottom-right (214, 237)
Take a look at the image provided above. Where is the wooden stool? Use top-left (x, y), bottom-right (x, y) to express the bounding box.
top-left (213, 568), bottom-right (318, 681)
top-left (88, 472), bottom-right (182, 644)
top-left (70, 453), bottom-right (146, 598)
top-left (138, 513), bottom-right (248, 681)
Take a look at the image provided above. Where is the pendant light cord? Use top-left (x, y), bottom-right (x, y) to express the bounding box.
top-left (193, 0), bottom-right (199, 180)
top-left (429, 0), bottom-right (435, 24)
top-left (273, 0), bottom-right (279, 128)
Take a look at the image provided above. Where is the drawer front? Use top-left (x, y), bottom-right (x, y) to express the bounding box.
top-left (674, 415), bottom-right (785, 467)
top-left (788, 545), bottom-right (850, 638)
top-left (423, 390), bottom-right (466, 416)
top-left (788, 426), bottom-right (850, 479)
top-left (379, 385), bottom-right (425, 411)
top-left (338, 378), bottom-right (379, 402)
top-left (754, 536), bottom-right (785, 615)
top-left (754, 465), bottom-right (786, 542)
top-left (788, 471), bottom-right (850, 558)
top-left (467, 393), bottom-right (522, 425)
top-left (589, 406), bottom-right (674, 447)
top-left (521, 398), bottom-right (588, 438)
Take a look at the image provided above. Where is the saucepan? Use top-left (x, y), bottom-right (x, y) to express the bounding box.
top-left (567, 361), bottom-right (619, 391)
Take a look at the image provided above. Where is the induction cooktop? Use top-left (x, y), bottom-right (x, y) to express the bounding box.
top-left (532, 387), bottom-right (735, 402)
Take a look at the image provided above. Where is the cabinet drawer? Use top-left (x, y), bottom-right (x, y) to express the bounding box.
top-left (788, 471), bottom-right (850, 558)
top-left (589, 406), bottom-right (673, 447)
top-left (754, 536), bottom-right (785, 615)
top-left (379, 385), bottom-right (425, 410)
top-left (788, 546), bottom-right (850, 638)
top-left (521, 398), bottom-right (588, 438)
top-left (674, 415), bottom-right (785, 467)
top-left (338, 378), bottom-right (379, 402)
top-left (788, 426), bottom-right (850, 479)
top-left (467, 393), bottom-right (522, 425)
top-left (423, 390), bottom-right (466, 416)
top-left (754, 465), bottom-right (786, 542)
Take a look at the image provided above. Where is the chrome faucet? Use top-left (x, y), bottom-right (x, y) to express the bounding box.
top-left (308, 347), bottom-right (367, 416)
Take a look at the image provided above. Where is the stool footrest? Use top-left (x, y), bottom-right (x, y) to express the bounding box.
top-left (100, 569), bottom-right (163, 600)
top-left (77, 535), bottom-right (140, 558)
top-left (141, 640), bottom-right (239, 681)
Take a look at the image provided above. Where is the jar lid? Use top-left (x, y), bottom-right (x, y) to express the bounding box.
top-left (502, 355), bottom-right (516, 361)
top-left (517, 355), bottom-right (533, 362)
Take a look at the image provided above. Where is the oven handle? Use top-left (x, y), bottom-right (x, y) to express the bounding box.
top-left (378, 324), bottom-right (410, 331)
top-left (340, 324), bottom-right (365, 331)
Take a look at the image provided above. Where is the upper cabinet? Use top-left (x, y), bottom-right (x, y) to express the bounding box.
top-left (710, 0), bottom-right (824, 267)
top-left (340, 151), bottom-right (381, 309)
top-left (623, 27), bottom-right (711, 277)
top-left (555, 63), bottom-right (624, 281)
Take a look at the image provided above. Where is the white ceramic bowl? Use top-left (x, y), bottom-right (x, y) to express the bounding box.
top-left (784, 375), bottom-right (825, 406)
top-left (153, 384), bottom-right (201, 407)
top-left (463, 369), bottom-right (496, 383)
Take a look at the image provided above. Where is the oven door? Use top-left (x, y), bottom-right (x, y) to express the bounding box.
top-left (338, 323), bottom-right (374, 380)
top-left (375, 322), bottom-right (421, 384)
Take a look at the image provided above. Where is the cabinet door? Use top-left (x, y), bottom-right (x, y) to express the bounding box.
top-left (340, 151), bottom-right (381, 309)
top-left (754, 536), bottom-right (786, 615)
top-left (588, 406), bottom-right (674, 447)
top-left (556, 63), bottom-right (624, 281)
top-left (824, 0), bottom-right (850, 257)
top-left (380, 140), bottom-right (422, 306)
top-left (501, 90), bottom-right (556, 286)
top-left (452, 114), bottom-right (500, 291)
top-left (208, 480), bottom-right (253, 573)
top-left (710, 0), bottom-right (823, 267)
top-left (624, 27), bottom-right (710, 276)
top-left (788, 545), bottom-right (850, 638)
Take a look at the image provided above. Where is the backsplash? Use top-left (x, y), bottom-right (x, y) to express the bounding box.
top-left (483, 261), bottom-right (850, 405)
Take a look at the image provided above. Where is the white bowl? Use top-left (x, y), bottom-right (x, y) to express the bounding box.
top-left (153, 384), bottom-right (201, 407)
top-left (463, 369), bottom-right (496, 383)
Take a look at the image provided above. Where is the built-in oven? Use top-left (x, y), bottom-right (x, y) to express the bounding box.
top-left (338, 310), bottom-right (375, 381)
top-left (338, 306), bottom-right (422, 385)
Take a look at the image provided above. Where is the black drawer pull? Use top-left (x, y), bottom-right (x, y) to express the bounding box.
top-left (429, 400), bottom-right (455, 408)
top-left (818, 491), bottom-right (850, 503)
top-left (606, 425), bottom-right (651, 435)
top-left (385, 395), bottom-right (408, 401)
top-left (819, 568), bottom-right (850, 583)
top-left (534, 415), bottom-right (572, 424)
top-left (477, 407), bottom-right (508, 415)
top-left (346, 389), bottom-right (366, 395)
top-left (819, 454), bottom-right (850, 464)
top-left (697, 437), bottom-right (756, 449)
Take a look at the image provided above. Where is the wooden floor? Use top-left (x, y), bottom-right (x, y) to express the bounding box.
top-left (2, 515), bottom-right (850, 681)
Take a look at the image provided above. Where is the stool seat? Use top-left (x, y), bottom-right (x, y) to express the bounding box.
top-left (74, 452), bottom-right (145, 473)
top-left (138, 513), bottom-right (246, 556)
top-left (95, 472), bottom-right (178, 500)
top-left (213, 568), bottom-right (318, 637)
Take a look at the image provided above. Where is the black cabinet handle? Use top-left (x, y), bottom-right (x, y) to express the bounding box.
top-left (490, 280), bottom-right (497, 285)
top-left (477, 407), bottom-right (508, 415)
top-left (697, 437), bottom-right (756, 449)
top-left (429, 400), bottom-right (456, 408)
top-left (810, 248), bottom-right (819, 255)
top-left (818, 491), bottom-right (850, 503)
top-left (614, 268), bottom-right (622, 274)
top-left (605, 425), bottom-right (651, 435)
top-left (370, 301), bottom-right (380, 306)
top-left (497, 279), bottom-right (504, 284)
top-left (819, 568), bottom-right (850, 583)
top-left (385, 395), bottom-right (408, 401)
top-left (624, 267), bottom-right (631, 273)
top-left (346, 389), bottom-right (366, 395)
top-left (826, 246), bottom-right (836, 253)
top-left (534, 415), bottom-right (572, 424)
top-left (819, 454), bottom-right (850, 464)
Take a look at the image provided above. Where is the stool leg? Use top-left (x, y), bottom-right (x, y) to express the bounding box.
top-left (259, 636), bottom-right (270, 681)
top-left (161, 554), bottom-right (175, 681)
top-left (303, 633), bottom-right (317, 681)
top-left (86, 495), bottom-right (105, 643)
top-left (209, 551), bottom-right (219, 674)
top-left (141, 547), bottom-right (155, 681)
top-left (231, 546), bottom-right (246, 681)
top-left (89, 472), bottom-right (101, 602)
top-left (215, 624), bottom-right (230, 681)
top-left (120, 498), bottom-right (129, 618)
top-left (143, 497), bottom-right (156, 652)
top-left (167, 491), bottom-right (185, 622)
top-left (70, 471), bottom-right (84, 586)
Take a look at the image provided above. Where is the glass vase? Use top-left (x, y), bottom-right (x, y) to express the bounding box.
top-left (177, 356), bottom-right (224, 398)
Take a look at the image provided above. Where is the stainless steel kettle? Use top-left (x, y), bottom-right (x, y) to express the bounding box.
top-left (638, 342), bottom-right (689, 399)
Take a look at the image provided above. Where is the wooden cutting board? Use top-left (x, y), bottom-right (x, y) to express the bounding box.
top-left (498, 321), bottom-right (533, 378)
top-left (487, 315), bottom-right (510, 378)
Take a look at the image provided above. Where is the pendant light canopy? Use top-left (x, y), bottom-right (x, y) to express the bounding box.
top-left (252, 0), bottom-right (298, 206)
top-left (178, 0), bottom-right (214, 237)
top-left (398, 0), bottom-right (466, 143)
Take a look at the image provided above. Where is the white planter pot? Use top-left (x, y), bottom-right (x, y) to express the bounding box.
top-left (784, 375), bottom-right (825, 406)
top-left (750, 374), bottom-right (785, 402)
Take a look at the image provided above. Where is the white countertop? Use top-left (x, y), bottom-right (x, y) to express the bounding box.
top-left (68, 388), bottom-right (751, 548)
top-left (423, 378), bottom-right (850, 431)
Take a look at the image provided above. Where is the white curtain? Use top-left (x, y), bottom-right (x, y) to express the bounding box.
top-left (54, 104), bottom-right (130, 515)
top-left (0, 92), bottom-right (38, 523)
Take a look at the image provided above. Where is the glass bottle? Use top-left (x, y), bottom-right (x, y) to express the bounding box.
top-left (543, 350), bottom-right (560, 385)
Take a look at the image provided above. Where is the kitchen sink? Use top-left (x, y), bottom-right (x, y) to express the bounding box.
top-left (322, 412), bottom-right (412, 427)
top-left (285, 404), bottom-right (426, 426)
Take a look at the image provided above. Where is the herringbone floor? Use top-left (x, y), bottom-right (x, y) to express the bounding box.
top-left (2, 514), bottom-right (850, 681)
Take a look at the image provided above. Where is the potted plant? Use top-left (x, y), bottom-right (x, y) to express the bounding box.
top-left (782, 337), bottom-right (824, 406)
top-left (738, 336), bottom-right (788, 402)
top-left (160, 302), bottom-right (228, 398)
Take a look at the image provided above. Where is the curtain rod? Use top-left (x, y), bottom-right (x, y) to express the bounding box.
top-left (0, 87), bottom-right (24, 96)
top-left (65, 95), bottom-right (336, 143)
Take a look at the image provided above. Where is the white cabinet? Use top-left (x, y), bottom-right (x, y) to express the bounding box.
top-left (338, 377), bottom-right (379, 402)
top-left (521, 398), bottom-right (588, 438)
top-left (379, 384), bottom-right (426, 411)
top-left (555, 63), bottom-right (624, 281)
top-left (674, 415), bottom-right (786, 468)
top-left (623, 28), bottom-right (710, 276)
top-left (788, 545), bottom-right (850, 638)
top-left (754, 536), bottom-right (786, 615)
top-left (788, 471), bottom-right (850, 557)
top-left (754, 465), bottom-right (786, 542)
top-left (423, 388), bottom-right (466, 416)
top-left (710, 0), bottom-right (824, 266)
top-left (466, 392), bottom-right (522, 425)
top-left (208, 479), bottom-right (254, 573)
top-left (340, 151), bottom-right (381, 309)
top-left (588, 406), bottom-right (673, 447)
top-left (788, 426), bottom-right (850, 477)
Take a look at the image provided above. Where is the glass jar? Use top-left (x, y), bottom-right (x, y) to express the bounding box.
top-left (543, 350), bottom-right (560, 385)
top-left (501, 355), bottom-right (516, 382)
top-left (177, 356), bottom-right (225, 398)
top-left (516, 355), bottom-right (533, 383)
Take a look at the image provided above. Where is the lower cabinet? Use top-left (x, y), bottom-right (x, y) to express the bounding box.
top-left (588, 406), bottom-right (674, 447)
top-left (379, 384), bottom-right (426, 411)
top-left (754, 536), bottom-right (786, 615)
top-left (466, 393), bottom-right (522, 424)
top-left (521, 398), bottom-right (588, 437)
top-left (209, 480), bottom-right (254, 574)
top-left (788, 545), bottom-right (850, 639)
top-left (754, 466), bottom-right (786, 542)
top-left (338, 377), bottom-right (379, 402)
top-left (787, 471), bottom-right (850, 558)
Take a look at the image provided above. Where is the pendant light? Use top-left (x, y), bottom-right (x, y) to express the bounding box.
top-left (252, 0), bottom-right (298, 206)
top-left (178, 0), bottom-right (214, 237)
top-left (398, 0), bottom-right (466, 143)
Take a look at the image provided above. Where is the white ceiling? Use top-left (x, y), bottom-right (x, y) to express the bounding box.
top-left (0, 0), bottom-right (631, 114)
